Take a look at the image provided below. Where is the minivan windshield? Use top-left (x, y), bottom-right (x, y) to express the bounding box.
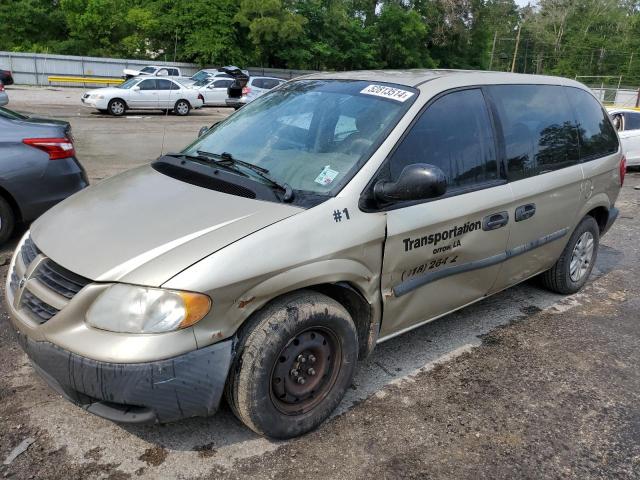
top-left (183, 80), bottom-right (417, 195)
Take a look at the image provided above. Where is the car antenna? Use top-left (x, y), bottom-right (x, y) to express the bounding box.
top-left (160, 29), bottom-right (179, 157)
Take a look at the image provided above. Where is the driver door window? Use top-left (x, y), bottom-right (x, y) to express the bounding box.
top-left (388, 88), bottom-right (499, 192)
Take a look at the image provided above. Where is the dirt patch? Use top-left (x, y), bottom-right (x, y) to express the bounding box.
top-left (137, 446), bottom-right (168, 467)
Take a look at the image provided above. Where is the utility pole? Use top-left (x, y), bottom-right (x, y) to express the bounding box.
top-left (511, 25), bottom-right (521, 73)
top-left (628, 52), bottom-right (634, 76)
top-left (489, 31), bottom-right (498, 70)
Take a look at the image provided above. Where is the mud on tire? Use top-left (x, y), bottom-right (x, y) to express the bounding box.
top-left (225, 290), bottom-right (358, 439)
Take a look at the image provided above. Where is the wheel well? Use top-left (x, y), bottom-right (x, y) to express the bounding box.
top-left (586, 206), bottom-right (608, 234)
top-left (109, 98), bottom-right (127, 108)
top-left (175, 99), bottom-right (190, 107)
top-left (309, 283), bottom-right (374, 359)
top-left (0, 186), bottom-right (22, 222)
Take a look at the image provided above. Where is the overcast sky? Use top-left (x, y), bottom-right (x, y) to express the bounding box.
top-left (515, 0), bottom-right (538, 6)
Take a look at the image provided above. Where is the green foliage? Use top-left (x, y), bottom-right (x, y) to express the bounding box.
top-left (0, 0), bottom-right (639, 84)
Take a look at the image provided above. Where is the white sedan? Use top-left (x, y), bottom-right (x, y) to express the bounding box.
top-left (609, 108), bottom-right (640, 167)
top-left (194, 77), bottom-right (234, 106)
top-left (81, 77), bottom-right (204, 116)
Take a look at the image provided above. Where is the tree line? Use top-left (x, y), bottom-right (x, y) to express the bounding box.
top-left (1, 0), bottom-right (639, 86)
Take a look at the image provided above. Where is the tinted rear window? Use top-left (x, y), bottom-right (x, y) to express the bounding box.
top-left (488, 85), bottom-right (579, 181)
top-left (565, 87), bottom-right (618, 160)
top-left (625, 111), bottom-right (640, 130)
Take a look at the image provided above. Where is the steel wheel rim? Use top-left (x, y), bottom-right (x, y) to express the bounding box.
top-left (111, 101), bottom-right (124, 115)
top-left (177, 102), bottom-right (188, 114)
top-left (569, 231), bottom-right (595, 282)
top-left (270, 327), bottom-right (342, 416)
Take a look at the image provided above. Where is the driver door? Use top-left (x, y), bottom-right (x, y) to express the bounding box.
top-left (129, 79), bottom-right (159, 109)
top-left (379, 88), bottom-right (513, 338)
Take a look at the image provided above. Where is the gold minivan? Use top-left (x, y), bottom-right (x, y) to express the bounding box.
top-left (7, 71), bottom-right (624, 438)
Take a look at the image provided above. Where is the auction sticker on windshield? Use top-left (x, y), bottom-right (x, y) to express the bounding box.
top-left (360, 84), bottom-right (415, 102)
top-left (315, 165), bottom-right (339, 186)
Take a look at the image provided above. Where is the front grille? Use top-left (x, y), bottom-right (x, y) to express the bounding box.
top-left (36, 259), bottom-right (90, 299)
top-left (21, 236), bottom-right (39, 266)
top-left (21, 290), bottom-right (59, 323)
top-left (12, 235), bottom-right (91, 324)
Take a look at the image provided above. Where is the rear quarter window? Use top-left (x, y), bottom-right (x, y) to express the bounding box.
top-left (565, 87), bottom-right (619, 160)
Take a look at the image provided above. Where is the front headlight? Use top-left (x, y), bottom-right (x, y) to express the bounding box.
top-left (86, 284), bottom-right (211, 334)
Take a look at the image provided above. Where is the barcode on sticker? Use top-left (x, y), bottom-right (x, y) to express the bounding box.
top-left (360, 85), bottom-right (414, 102)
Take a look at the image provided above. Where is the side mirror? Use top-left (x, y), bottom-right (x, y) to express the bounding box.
top-left (374, 163), bottom-right (447, 203)
top-left (198, 121), bottom-right (221, 137)
top-left (132, 86), bottom-right (140, 92)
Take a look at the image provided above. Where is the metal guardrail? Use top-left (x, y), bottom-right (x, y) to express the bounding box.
top-left (47, 75), bottom-right (124, 85)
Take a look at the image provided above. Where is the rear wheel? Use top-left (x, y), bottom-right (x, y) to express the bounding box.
top-left (107, 99), bottom-right (126, 116)
top-left (173, 100), bottom-right (191, 116)
top-left (540, 216), bottom-right (599, 294)
top-left (226, 290), bottom-right (358, 439)
top-left (0, 196), bottom-right (15, 245)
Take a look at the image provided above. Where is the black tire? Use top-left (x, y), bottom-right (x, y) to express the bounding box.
top-left (0, 196), bottom-right (15, 245)
top-left (226, 290), bottom-right (358, 439)
top-left (540, 216), bottom-right (600, 294)
top-left (107, 98), bottom-right (126, 116)
top-left (173, 99), bottom-right (191, 116)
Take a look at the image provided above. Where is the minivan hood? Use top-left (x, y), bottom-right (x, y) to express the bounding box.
top-left (31, 165), bottom-right (302, 286)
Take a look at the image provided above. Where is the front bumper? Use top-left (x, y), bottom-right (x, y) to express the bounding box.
top-left (14, 330), bottom-right (234, 424)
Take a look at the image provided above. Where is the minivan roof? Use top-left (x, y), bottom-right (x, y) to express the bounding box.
top-left (301, 69), bottom-right (587, 89)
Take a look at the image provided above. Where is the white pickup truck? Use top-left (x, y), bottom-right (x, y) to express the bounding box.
top-left (122, 65), bottom-right (182, 80)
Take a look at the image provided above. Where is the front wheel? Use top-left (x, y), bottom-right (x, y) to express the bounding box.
top-left (173, 99), bottom-right (191, 116)
top-left (540, 216), bottom-right (600, 294)
top-left (226, 291), bottom-right (358, 439)
top-left (107, 99), bottom-right (126, 116)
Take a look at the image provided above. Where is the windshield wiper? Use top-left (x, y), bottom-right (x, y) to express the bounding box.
top-left (166, 152), bottom-right (249, 177)
top-left (197, 151), bottom-right (295, 202)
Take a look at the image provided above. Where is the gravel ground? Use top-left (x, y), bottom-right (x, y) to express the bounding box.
top-left (0, 87), bottom-right (639, 479)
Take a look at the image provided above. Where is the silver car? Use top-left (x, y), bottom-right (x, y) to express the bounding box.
top-left (225, 76), bottom-right (286, 109)
top-left (7, 71), bottom-right (623, 439)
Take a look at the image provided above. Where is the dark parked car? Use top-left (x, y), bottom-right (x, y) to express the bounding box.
top-left (0, 106), bottom-right (88, 243)
top-left (0, 69), bottom-right (14, 86)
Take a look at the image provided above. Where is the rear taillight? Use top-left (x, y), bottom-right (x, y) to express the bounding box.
top-left (23, 137), bottom-right (75, 160)
top-left (0, 84), bottom-right (4, 92)
top-left (242, 86), bottom-right (251, 95)
top-left (620, 155), bottom-right (626, 186)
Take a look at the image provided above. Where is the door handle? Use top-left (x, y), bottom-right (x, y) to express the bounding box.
top-left (482, 211), bottom-right (509, 231)
top-left (515, 203), bottom-right (536, 222)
